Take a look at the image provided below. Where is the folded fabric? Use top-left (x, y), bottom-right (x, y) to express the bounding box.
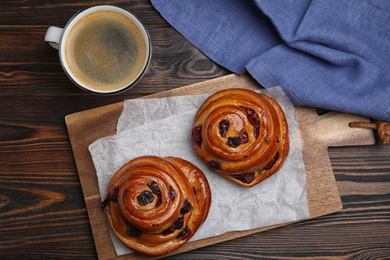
top-left (151, 0), bottom-right (390, 121)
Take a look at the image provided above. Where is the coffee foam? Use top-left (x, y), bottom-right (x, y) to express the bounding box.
top-left (65, 10), bottom-right (147, 91)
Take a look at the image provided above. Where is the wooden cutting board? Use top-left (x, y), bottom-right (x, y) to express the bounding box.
top-left (65, 73), bottom-right (375, 259)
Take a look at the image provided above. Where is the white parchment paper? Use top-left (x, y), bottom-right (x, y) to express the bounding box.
top-left (88, 87), bottom-right (309, 256)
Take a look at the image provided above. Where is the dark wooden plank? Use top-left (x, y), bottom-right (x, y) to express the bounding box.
top-left (0, 132), bottom-right (98, 258)
top-left (175, 215), bottom-right (390, 259)
top-left (0, 27), bottom-right (230, 97)
top-left (0, 0), bottom-right (166, 26)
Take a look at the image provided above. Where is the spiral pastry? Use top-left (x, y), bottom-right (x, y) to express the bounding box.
top-left (192, 88), bottom-right (289, 187)
top-left (102, 156), bottom-right (211, 256)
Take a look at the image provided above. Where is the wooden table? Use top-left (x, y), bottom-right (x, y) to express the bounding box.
top-left (1, 1), bottom-right (389, 259)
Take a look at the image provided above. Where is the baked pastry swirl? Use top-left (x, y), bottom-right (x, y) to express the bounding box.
top-left (192, 88), bottom-right (289, 187)
top-left (102, 156), bottom-right (211, 256)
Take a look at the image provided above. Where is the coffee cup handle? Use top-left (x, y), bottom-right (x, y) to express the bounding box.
top-left (44, 26), bottom-right (63, 50)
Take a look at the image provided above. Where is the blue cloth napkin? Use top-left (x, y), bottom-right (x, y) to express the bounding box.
top-left (151, 0), bottom-right (390, 121)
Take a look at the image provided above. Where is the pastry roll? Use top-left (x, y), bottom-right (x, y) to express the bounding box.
top-left (103, 156), bottom-right (211, 256)
top-left (192, 88), bottom-right (289, 187)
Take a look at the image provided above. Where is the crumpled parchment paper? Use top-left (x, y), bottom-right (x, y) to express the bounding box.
top-left (88, 87), bottom-right (309, 256)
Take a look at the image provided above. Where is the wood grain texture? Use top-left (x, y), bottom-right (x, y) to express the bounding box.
top-left (1, 0), bottom-right (389, 259)
top-left (0, 1), bottom-right (166, 26)
top-left (0, 27), bottom-right (229, 98)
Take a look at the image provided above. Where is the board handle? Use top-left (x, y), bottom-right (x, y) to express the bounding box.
top-left (296, 107), bottom-right (375, 148)
top-left (349, 121), bottom-right (390, 144)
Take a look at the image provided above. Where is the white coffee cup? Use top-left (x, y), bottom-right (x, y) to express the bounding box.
top-left (45, 5), bottom-right (151, 94)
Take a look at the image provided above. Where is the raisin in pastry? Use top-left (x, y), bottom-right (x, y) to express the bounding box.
top-left (192, 88), bottom-right (289, 187)
top-left (103, 156), bottom-right (211, 256)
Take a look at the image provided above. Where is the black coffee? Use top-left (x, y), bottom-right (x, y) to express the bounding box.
top-left (65, 10), bottom-right (147, 91)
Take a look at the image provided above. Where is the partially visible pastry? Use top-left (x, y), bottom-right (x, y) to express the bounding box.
top-left (103, 156), bottom-right (211, 256)
top-left (192, 88), bottom-right (289, 187)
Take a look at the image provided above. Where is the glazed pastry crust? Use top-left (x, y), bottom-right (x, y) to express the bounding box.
top-left (192, 88), bottom-right (289, 187)
top-left (103, 156), bottom-right (211, 256)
